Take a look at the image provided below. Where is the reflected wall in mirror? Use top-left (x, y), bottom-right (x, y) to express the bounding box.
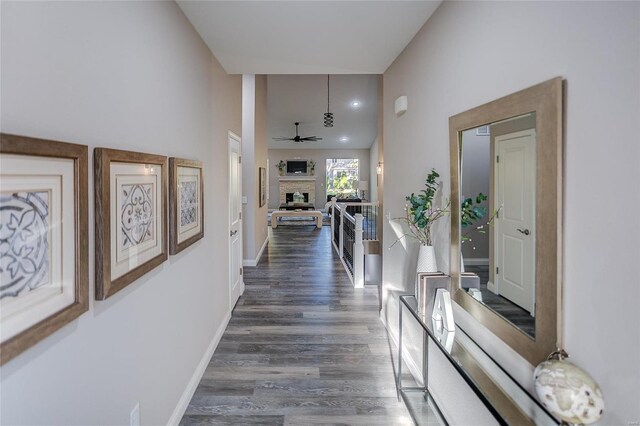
top-left (449, 77), bottom-right (563, 366)
top-left (461, 113), bottom-right (537, 338)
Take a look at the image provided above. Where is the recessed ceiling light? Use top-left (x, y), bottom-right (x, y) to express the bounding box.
top-left (351, 100), bottom-right (361, 108)
top-left (339, 137), bottom-right (349, 142)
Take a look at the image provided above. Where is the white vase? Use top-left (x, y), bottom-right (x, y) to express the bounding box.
top-left (416, 244), bottom-right (438, 273)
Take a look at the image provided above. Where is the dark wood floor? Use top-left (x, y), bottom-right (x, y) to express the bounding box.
top-left (466, 265), bottom-right (535, 337)
top-left (180, 225), bottom-right (412, 425)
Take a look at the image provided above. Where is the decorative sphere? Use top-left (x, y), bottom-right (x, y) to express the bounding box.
top-left (533, 358), bottom-right (604, 424)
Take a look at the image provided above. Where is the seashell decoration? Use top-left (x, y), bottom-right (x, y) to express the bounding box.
top-left (533, 349), bottom-right (604, 425)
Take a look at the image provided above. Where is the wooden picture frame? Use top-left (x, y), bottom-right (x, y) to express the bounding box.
top-left (449, 77), bottom-right (563, 366)
top-left (0, 133), bottom-right (89, 365)
top-left (259, 167), bottom-right (266, 207)
top-left (94, 148), bottom-right (167, 300)
top-left (169, 158), bottom-right (204, 255)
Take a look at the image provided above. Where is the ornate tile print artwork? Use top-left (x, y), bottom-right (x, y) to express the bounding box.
top-left (120, 184), bottom-right (154, 249)
top-left (180, 180), bottom-right (197, 227)
top-left (0, 191), bottom-right (50, 299)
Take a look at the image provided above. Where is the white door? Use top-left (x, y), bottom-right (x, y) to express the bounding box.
top-left (495, 129), bottom-right (536, 314)
top-left (228, 132), bottom-right (244, 309)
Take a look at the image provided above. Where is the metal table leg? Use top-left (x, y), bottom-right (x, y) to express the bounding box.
top-left (423, 328), bottom-right (428, 400)
top-left (397, 300), bottom-right (403, 400)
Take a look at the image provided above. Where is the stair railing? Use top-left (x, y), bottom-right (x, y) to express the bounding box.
top-left (330, 197), bottom-right (379, 288)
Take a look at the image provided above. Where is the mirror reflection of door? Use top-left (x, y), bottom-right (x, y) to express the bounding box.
top-left (460, 112), bottom-right (537, 338)
top-left (495, 129), bottom-right (536, 315)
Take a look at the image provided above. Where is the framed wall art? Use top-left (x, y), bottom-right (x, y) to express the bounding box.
top-left (259, 167), bottom-right (266, 207)
top-left (0, 133), bottom-right (89, 365)
top-left (169, 158), bottom-right (204, 255)
top-left (94, 148), bottom-right (167, 300)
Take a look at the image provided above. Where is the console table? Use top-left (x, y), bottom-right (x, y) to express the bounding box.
top-left (397, 295), bottom-right (558, 426)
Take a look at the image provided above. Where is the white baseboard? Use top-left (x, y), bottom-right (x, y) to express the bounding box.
top-left (167, 310), bottom-right (232, 426)
top-left (243, 235), bottom-right (269, 267)
top-left (487, 280), bottom-right (497, 294)
top-left (463, 258), bottom-right (489, 266)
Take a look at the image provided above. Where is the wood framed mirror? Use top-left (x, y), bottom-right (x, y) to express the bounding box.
top-left (449, 78), bottom-right (563, 366)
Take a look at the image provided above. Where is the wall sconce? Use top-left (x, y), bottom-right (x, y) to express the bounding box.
top-left (376, 162), bottom-right (383, 175)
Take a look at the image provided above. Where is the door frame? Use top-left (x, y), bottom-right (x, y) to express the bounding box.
top-left (228, 131), bottom-right (243, 311)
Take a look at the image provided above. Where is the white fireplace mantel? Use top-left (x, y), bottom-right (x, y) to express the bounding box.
top-left (278, 176), bottom-right (317, 181)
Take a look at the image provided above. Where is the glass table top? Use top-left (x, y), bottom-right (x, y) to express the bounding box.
top-left (399, 295), bottom-right (558, 426)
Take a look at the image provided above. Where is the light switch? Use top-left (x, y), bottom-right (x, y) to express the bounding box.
top-left (242, 196), bottom-right (248, 204)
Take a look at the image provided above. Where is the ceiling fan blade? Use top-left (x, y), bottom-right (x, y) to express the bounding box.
top-left (275, 122), bottom-right (322, 142)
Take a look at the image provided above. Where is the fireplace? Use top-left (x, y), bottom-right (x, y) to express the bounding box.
top-left (278, 178), bottom-right (316, 206)
top-left (286, 192), bottom-right (309, 203)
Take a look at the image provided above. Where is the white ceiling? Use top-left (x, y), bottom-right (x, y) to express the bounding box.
top-left (268, 74), bottom-right (378, 150)
top-left (177, 2), bottom-right (441, 150)
top-left (177, 1), bottom-right (442, 75)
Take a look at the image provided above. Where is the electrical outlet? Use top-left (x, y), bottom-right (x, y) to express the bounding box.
top-left (386, 211), bottom-right (391, 221)
top-left (130, 403), bottom-right (140, 426)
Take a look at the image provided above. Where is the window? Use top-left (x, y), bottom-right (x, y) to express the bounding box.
top-left (326, 158), bottom-right (359, 198)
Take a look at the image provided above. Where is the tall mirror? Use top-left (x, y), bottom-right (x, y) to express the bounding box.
top-left (449, 78), bottom-right (563, 366)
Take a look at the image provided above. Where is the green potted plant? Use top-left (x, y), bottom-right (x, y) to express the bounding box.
top-left (461, 193), bottom-right (488, 243)
top-left (276, 160), bottom-right (286, 176)
top-left (392, 169), bottom-right (450, 272)
top-left (460, 192), bottom-right (500, 272)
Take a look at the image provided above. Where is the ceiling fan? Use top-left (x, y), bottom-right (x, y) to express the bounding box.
top-left (272, 122), bottom-right (322, 143)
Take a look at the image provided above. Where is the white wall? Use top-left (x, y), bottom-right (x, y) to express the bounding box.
top-left (460, 129), bottom-right (490, 260)
top-left (242, 75), bottom-right (257, 262)
top-left (254, 76), bottom-right (269, 261)
top-left (267, 149), bottom-right (371, 209)
top-left (382, 1), bottom-right (640, 424)
top-left (242, 75), bottom-right (269, 264)
top-left (0, 2), bottom-right (242, 425)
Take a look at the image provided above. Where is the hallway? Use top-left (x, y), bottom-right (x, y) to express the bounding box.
top-left (180, 226), bottom-right (412, 425)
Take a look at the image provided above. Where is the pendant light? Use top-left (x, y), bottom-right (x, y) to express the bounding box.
top-left (324, 75), bottom-right (334, 127)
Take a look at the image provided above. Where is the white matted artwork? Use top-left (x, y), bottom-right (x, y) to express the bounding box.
top-left (0, 133), bottom-right (88, 365)
top-left (177, 166), bottom-right (201, 244)
top-left (259, 167), bottom-right (266, 207)
top-left (110, 163), bottom-right (163, 281)
top-left (169, 158), bottom-right (204, 255)
top-left (1, 156), bottom-right (75, 342)
top-left (94, 148), bottom-right (167, 300)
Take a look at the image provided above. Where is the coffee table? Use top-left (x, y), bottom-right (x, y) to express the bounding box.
top-left (278, 203), bottom-right (315, 211)
top-left (271, 210), bottom-right (322, 228)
